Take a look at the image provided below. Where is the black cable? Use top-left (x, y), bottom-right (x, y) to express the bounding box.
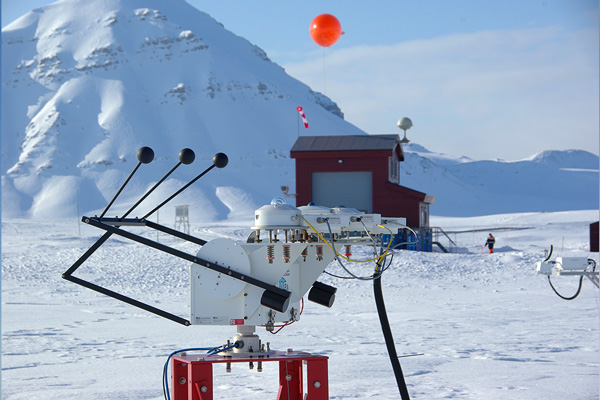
top-left (324, 270), bottom-right (357, 279)
top-left (323, 220), bottom-right (385, 281)
top-left (323, 251), bottom-right (394, 280)
top-left (548, 275), bottom-right (584, 300)
top-left (373, 255), bottom-right (410, 400)
top-left (544, 245), bottom-right (553, 262)
top-left (545, 253), bottom-right (595, 301)
top-left (379, 252), bottom-right (394, 274)
top-left (589, 259), bottom-right (597, 271)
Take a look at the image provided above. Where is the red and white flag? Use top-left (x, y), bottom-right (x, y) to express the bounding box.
top-left (296, 106), bottom-right (309, 128)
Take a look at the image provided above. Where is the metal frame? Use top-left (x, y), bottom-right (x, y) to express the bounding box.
top-left (171, 351), bottom-right (329, 400)
top-left (556, 270), bottom-right (600, 288)
top-left (62, 216), bottom-right (291, 326)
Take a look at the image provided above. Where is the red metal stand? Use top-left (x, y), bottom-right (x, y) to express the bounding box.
top-left (171, 351), bottom-right (329, 400)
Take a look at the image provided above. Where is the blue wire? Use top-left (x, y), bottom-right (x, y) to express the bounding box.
top-left (163, 347), bottom-right (217, 400)
top-left (206, 343), bottom-right (238, 355)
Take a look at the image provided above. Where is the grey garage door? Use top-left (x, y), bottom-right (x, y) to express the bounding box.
top-left (312, 171), bottom-right (372, 212)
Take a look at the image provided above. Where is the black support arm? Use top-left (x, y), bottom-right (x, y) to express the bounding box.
top-left (62, 216), bottom-right (291, 325)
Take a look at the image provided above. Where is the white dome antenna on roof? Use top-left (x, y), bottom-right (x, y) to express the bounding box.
top-left (397, 117), bottom-right (413, 144)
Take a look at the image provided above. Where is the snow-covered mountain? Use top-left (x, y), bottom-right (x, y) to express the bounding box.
top-left (1, 0), bottom-right (364, 220)
top-left (401, 144), bottom-right (599, 216)
top-left (2, 0), bottom-right (598, 221)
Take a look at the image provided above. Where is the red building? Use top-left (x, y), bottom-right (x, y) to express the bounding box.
top-left (290, 135), bottom-right (435, 228)
top-left (591, 222), bottom-right (599, 252)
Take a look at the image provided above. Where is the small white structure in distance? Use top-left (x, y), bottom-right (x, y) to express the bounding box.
top-left (175, 205), bottom-right (190, 235)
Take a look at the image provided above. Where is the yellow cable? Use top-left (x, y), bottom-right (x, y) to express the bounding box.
top-left (298, 215), bottom-right (394, 263)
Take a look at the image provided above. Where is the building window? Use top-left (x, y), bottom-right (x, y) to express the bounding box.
top-left (388, 157), bottom-right (399, 184)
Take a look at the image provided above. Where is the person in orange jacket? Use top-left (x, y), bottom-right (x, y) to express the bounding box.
top-left (485, 233), bottom-right (495, 253)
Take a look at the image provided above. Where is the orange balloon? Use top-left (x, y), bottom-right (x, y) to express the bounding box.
top-left (309, 14), bottom-right (342, 47)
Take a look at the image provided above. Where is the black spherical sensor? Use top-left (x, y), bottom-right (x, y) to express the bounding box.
top-left (178, 148), bottom-right (195, 165)
top-left (212, 153), bottom-right (228, 168)
top-left (137, 147), bottom-right (154, 164)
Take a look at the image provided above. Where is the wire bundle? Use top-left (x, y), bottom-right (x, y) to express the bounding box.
top-left (163, 344), bottom-right (238, 400)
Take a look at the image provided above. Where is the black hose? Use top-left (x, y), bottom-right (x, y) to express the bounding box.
top-left (373, 260), bottom-right (410, 399)
top-left (545, 251), bottom-right (594, 301)
top-left (548, 275), bottom-right (584, 300)
top-left (543, 245), bottom-right (553, 262)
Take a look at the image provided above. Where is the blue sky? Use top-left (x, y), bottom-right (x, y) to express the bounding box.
top-left (2, 0), bottom-right (599, 160)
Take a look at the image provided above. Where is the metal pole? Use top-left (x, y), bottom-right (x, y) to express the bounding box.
top-left (141, 164), bottom-right (216, 220)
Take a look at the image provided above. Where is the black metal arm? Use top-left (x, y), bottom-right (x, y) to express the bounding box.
top-left (63, 274), bottom-right (191, 326)
top-left (62, 217), bottom-right (291, 325)
top-left (61, 218), bottom-right (198, 326)
top-left (84, 217), bottom-right (289, 298)
top-left (62, 150), bottom-right (289, 324)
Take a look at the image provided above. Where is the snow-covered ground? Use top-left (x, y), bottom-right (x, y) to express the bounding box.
top-left (2, 209), bottom-right (599, 399)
